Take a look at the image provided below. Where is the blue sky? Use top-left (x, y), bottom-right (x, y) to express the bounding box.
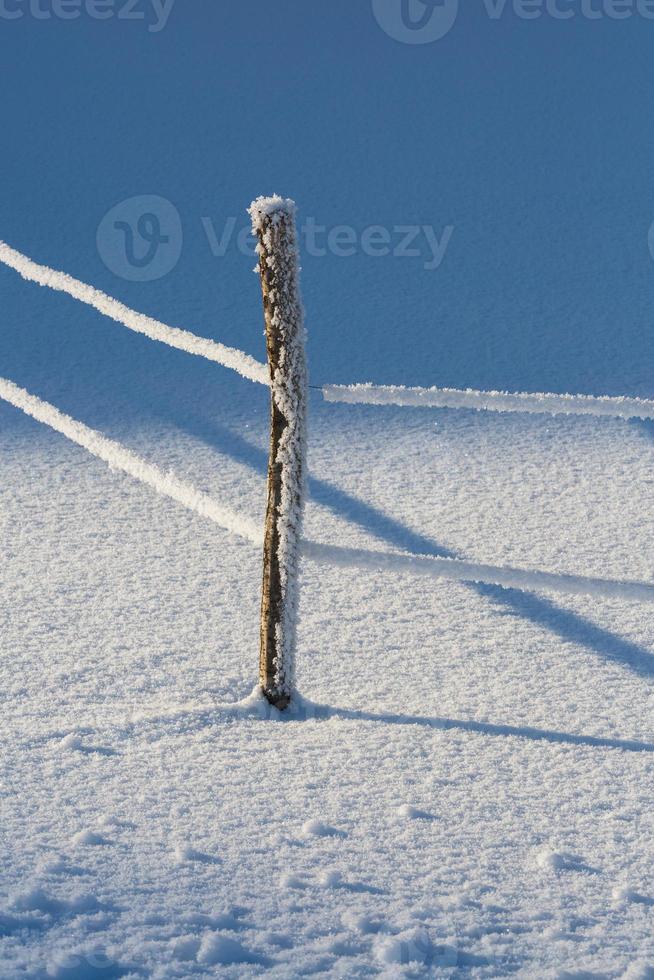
top-left (1, 0), bottom-right (654, 418)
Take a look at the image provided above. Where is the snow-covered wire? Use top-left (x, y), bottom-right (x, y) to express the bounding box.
top-left (323, 383), bottom-right (654, 421)
top-left (5, 237), bottom-right (654, 422)
top-left (300, 542), bottom-right (654, 604)
top-left (0, 241), bottom-right (269, 385)
top-left (0, 376), bottom-right (263, 546)
top-left (1, 374), bottom-right (653, 605)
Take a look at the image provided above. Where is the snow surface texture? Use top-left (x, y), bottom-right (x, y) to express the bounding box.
top-left (249, 196), bottom-right (308, 701)
top-left (3, 397), bottom-right (654, 979)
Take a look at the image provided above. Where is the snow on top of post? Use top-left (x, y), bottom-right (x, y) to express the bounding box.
top-left (248, 195), bottom-right (297, 232)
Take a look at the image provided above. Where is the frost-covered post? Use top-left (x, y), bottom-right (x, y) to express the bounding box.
top-left (249, 196), bottom-right (308, 710)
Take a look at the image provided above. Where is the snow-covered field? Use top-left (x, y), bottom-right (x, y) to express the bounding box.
top-left (2, 3), bottom-right (654, 977)
top-left (3, 386), bottom-right (654, 978)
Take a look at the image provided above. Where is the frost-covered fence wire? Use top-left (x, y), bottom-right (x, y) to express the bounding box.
top-left (250, 196), bottom-right (308, 710)
top-left (301, 542), bottom-right (654, 605)
top-left (323, 383), bottom-right (654, 422)
top-left (0, 376), bottom-right (263, 545)
top-left (0, 241), bottom-right (268, 385)
top-left (2, 374), bottom-right (654, 606)
top-left (4, 238), bottom-right (654, 421)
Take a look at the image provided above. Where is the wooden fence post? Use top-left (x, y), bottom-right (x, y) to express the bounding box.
top-left (249, 196), bottom-right (308, 710)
